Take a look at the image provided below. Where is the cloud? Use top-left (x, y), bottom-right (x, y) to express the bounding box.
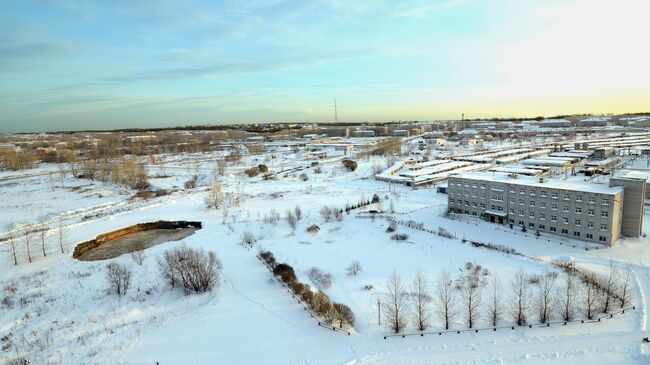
top-left (0, 41), bottom-right (73, 68)
top-left (393, 0), bottom-right (467, 18)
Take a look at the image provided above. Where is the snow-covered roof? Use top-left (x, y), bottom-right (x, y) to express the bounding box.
top-left (449, 171), bottom-right (623, 195)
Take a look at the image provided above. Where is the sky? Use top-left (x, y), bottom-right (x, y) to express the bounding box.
top-left (0, 0), bottom-right (649, 133)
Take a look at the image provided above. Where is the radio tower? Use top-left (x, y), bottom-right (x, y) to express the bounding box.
top-left (334, 99), bottom-right (338, 122)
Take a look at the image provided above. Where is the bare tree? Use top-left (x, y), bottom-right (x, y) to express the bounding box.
top-left (558, 273), bottom-right (577, 321)
top-left (510, 268), bottom-right (529, 326)
top-left (130, 250), bottom-right (145, 265)
top-left (619, 263), bottom-right (633, 309)
top-left (22, 225), bottom-right (32, 264)
top-left (411, 270), bottom-right (431, 331)
top-left (204, 183), bottom-right (225, 209)
top-left (486, 273), bottom-right (503, 327)
top-left (385, 271), bottom-right (408, 333)
top-left (38, 218), bottom-right (49, 257)
top-left (5, 223), bottom-right (18, 265)
top-left (332, 303), bottom-right (355, 328)
top-left (58, 218), bottom-right (65, 254)
top-left (584, 282), bottom-right (599, 320)
top-left (600, 260), bottom-right (618, 313)
top-left (536, 269), bottom-right (557, 324)
top-left (435, 270), bottom-right (457, 330)
top-left (346, 261), bottom-right (363, 277)
top-left (460, 269), bottom-right (482, 328)
top-left (106, 262), bottom-right (132, 297)
top-left (157, 246), bottom-right (223, 294)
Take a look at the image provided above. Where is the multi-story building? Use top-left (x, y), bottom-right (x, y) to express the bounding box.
top-left (447, 172), bottom-right (645, 245)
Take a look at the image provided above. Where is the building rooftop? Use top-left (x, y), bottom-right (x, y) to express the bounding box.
top-left (449, 171), bottom-right (623, 195)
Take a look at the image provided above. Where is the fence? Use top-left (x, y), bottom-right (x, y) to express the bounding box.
top-left (383, 306), bottom-right (635, 339)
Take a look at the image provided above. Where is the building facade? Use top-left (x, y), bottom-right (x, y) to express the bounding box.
top-left (447, 172), bottom-right (627, 245)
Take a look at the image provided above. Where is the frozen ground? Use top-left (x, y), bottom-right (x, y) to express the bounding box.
top-left (1, 154), bottom-right (650, 364)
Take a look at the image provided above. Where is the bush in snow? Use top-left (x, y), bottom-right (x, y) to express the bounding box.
top-left (306, 224), bottom-right (320, 233)
top-left (157, 246), bottom-right (223, 295)
top-left (244, 167), bottom-right (260, 177)
top-left (273, 263), bottom-right (297, 284)
top-left (341, 159), bottom-right (357, 172)
top-left (391, 233), bottom-right (409, 241)
top-left (299, 173), bottom-right (309, 181)
top-left (106, 262), bottom-right (132, 297)
top-left (386, 221), bottom-right (397, 233)
top-left (309, 267), bottom-right (333, 289)
top-left (259, 250), bottom-right (276, 268)
top-left (258, 164), bottom-right (268, 173)
top-left (204, 183), bottom-right (225, 209)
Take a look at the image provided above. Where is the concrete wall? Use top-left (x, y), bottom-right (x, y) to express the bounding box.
top-left (609, 177), bottom-right (646, 237)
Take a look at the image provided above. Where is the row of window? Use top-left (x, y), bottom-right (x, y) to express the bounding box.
top-left (510, 219), bottom-right (608, 242)
top-left (452, 199), bottom-right (610, 220)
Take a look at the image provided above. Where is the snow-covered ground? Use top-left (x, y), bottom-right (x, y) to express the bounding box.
top-left (1, 154), bottom-right (650, 365)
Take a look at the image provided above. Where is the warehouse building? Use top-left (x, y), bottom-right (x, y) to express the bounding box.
top-left (447, 172), bottom-right (645, 245)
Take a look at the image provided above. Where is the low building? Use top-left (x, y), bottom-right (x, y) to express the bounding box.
top-left (447, 172), bottom-right (645, 245)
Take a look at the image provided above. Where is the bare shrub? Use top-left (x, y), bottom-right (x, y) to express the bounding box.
top-left (184, 175), bottom-right (199, 189)
top-left (334, 209), bottom-right (344, 221)
top-left (106, 262), bottom-right (132, 297)
top-left (130, 250), bottom-right (145, 265)
top-left (258, 164), bottom-right (268, 173)
top-left (285, 210), bottom-right (297, 230)
top-left (157, 246), bottom-right (223, 294)
top-left (294, 205), bottom-right (302, 220)
top-left (240, 230), bottom-right (256, 247)
top-left (346, 261), bottom-right (363, 277)
top-left (314, 165), bottom-right (322, 174)
top-left (299, 173), bottom-right (309, 181)
top-left (306, 224), bottom-right (320, 233)
top-left (273, 263), bottom-right (297, 284)
top-left (385, 271), bottom-right (408, 333)
top-left (263, 209), bottom-right (280, 225)
top-left (320, 206), bottom-right (333, 222)
top-left (309, 267), bottom-right (333, 289)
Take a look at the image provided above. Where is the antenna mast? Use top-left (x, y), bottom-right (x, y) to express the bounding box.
top-left (335, 99), bottom-right (338, 123)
